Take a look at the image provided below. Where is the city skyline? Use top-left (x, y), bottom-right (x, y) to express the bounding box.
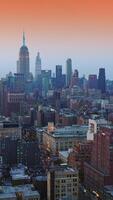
top-left (0, 0), bottom-right (113, 78)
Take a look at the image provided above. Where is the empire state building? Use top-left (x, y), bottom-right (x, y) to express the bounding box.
top-left (18, 33), bottom-right (30, 80)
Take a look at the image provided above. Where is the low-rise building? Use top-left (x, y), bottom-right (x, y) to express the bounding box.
top-left (0, 184), bottom-right (40, 200)
top-left (10, 164), bottom-right (30, 186)
top-left (43, 125), bottom-right (88, 154)
top-left (15, 184), bottom-right (40, 200)
top-left (0, 186), bottom-right (16, 200)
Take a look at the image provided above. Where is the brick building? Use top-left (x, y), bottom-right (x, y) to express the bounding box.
top-left (84, 126), bottom-right (113, 194)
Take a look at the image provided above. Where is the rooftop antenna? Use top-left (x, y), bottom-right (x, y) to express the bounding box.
top-left (23, 32), bottom-right (25, 46)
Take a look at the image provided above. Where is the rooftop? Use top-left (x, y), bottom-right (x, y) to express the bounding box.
top-left (59, 151), bottom-right (69, 158)
top-left (0, 186), bottom-right (16, 199)
top-left (0, 184), bottom-right (40, 199)
top-left (104, 185), bottom-right (113, 196)
top-left (35, 175), bottom-right (47, 181)
top-left (47, 125), bottom-right (88, 138)
top-left (10, 165), bottom-right (30, 181)
top-left (14, 184), bottom-right (40, 197)
top-left (50, 165), bottom-right (78, 174)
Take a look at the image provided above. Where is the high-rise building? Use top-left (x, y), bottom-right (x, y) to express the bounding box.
top-left (35, 52), bottom-right (41, 80)
top-left (98, 68), bottom-right (106, 93)
top-left (84, 126), bottom-right (113, 195)
top-left (70, 69), bottom-right (79, 87)
top-left (56, 65), bottom-right (62, 79)
top-left (66, 58), bottom-right (72, 87)
top-left (47, 166), bottom-right (79, 200)
top-left (18, 33), bottom-right (30, 80)
top-left (41, 70), bottom-right (52, 96)
top-left (56, 65), bottom-right (63, 89)
top-left (88, 74), bottom-right (97, 89)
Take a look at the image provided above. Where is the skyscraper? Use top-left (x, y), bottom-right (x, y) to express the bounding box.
top-left (98, 68), bottom-right (106, 93)
top-left (88, 74), bottom-right (97, 89)
top-left (56, 65), bottom-right (62, 79)
top-left (66, 58), bottom-right (72, 87)
top-left (18, 33), bottom-right (30, 80)
top-left (55, 65), bottom-right (62, 89)
top-left (35, 52), bottom-right (41, 80)
top-left (70, 69), bottom-right (79, 87)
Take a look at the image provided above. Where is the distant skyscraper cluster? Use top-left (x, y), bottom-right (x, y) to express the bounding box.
top-left (15, 34), bottom-right (107, 97)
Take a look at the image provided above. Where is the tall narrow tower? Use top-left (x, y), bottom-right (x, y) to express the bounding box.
top-left (35, 52), bottom-right (41, 80)
top-left (98, 68), bottom-right (106, 93)
top-left (18, 33), bottom-right (30, 80)
top-left (66, 58), bottom-right (72, 87)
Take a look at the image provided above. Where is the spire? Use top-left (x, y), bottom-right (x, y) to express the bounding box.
top-left (23, 32), bottom-right (25, 46)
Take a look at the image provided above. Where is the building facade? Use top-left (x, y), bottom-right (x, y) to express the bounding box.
top-left (66, 58), bottom-right (72, 87)
top-left (43, 125), bottom-right (88, 154)
top-left (47, 166), bottom-right (79, 200)
top-left (84, 126), bottom-right (113, 195)
top-left (18, 33), bottom-right (30, 81)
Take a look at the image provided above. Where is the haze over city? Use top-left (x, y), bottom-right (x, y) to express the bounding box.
top-left (0, 0), bottom-right (113, 78)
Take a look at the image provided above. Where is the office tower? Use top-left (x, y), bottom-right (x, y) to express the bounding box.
top-left (35, 52), bottom-right (41, 80)
top-left (18, 33), bottom-right (30, 80)
top-left (41, 70), bottom-right (52, 96)
top-left (55, 65), bottom-right (63, 89)
top-left (56, 65), bottom-right (62, 78)
top-left (47, 166), bottom-right (79, 200)
top-left (98, 68), bottom-right (106, 93)
top-left (66, 58), bottom-right (72, 87)
top-left (88, 74), bottom-right (97, 89)
top-left (70, 69), bottom-right (79, 87)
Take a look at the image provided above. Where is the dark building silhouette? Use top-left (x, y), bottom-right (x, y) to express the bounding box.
top-left (17, 140), bottom-right (39, 167)
top-left (70, 69), bottom-right (79, 87)
top-left (37, 106), bottom-right (56, 127)
top-left (0, 137), bottom-right (18, 165)
top-left (41, 70), bottom-right (52, 96)
top-left (55, 65), bottom-right (63, 89)
top-left (98, 68), bottom-right (106, 93)
top-left (66, 58), bottom-right (72, 87)
top-left (33, 176), bottom-right (47, 200)
top-left (88, 74), bottom-right (97, 89)
top-left (0, 137), bottom-right (40, 167)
